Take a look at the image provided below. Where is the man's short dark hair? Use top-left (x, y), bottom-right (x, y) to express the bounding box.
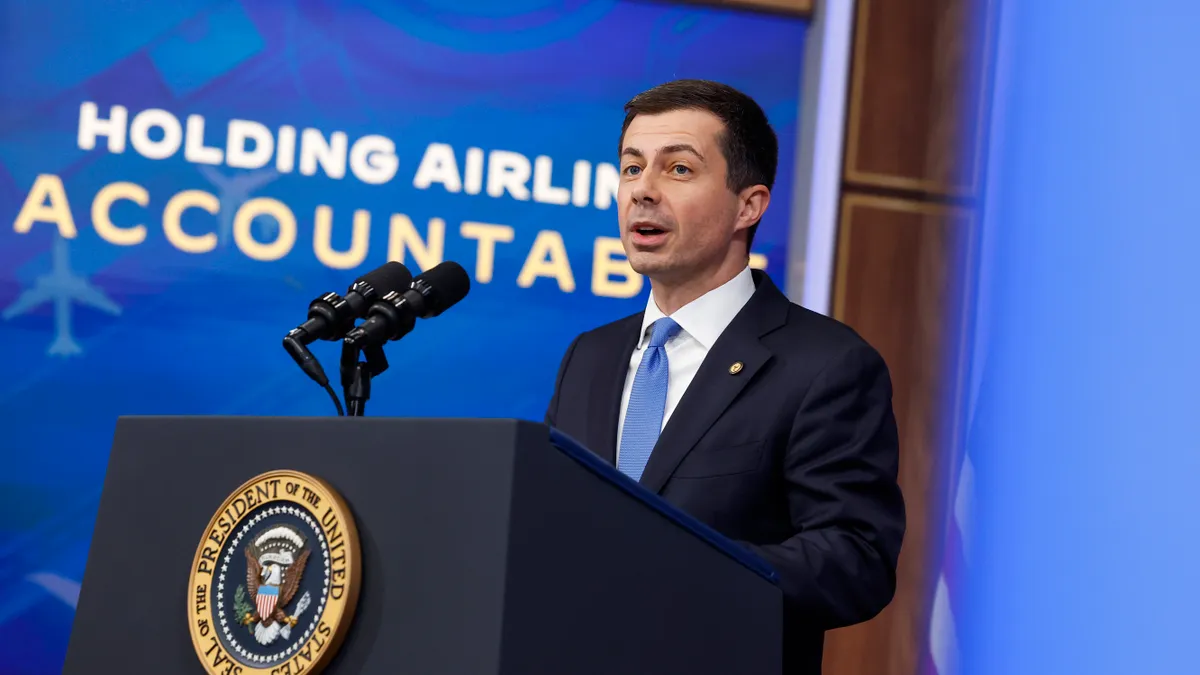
top-left (618, 79), bottom-right (778, 250)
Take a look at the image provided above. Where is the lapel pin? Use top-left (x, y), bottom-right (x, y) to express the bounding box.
top-left (729, 361), bottom-right (744, 375)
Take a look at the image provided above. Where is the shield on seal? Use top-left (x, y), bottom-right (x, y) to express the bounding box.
top-left (255, 585), bottom-right (279, 618)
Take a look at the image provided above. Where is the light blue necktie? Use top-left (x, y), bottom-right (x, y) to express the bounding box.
top-left (617, 317), bottom-right (682, 482)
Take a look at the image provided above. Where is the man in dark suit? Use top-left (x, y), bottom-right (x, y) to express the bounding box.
top-left (544, 80), bottom-right (906, 673)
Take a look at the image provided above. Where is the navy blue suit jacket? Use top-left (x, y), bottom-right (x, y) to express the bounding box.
top-left (545, 270), bottom-right (905, 674)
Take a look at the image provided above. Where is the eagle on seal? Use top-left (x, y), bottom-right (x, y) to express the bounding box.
top-left (243, 525), bottom-right (311, 627)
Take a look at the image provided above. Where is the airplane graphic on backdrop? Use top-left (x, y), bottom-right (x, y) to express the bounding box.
top-left (1, 164), bottom-right (279, 357)
top-left (2, 235), bottom-right (121, 356)
top-left (198, 165), bottom-right (280, 244)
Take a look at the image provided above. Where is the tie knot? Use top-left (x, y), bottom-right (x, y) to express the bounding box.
top-left (647, 317), bottom-right (681, 348)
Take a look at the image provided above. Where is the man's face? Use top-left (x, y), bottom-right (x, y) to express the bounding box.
top-left (617, 109), bottom-right (747, 283)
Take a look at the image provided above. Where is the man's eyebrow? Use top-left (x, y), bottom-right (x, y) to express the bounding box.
top-left (660, 143), bottom-right (704, 161)
top-left (620, 144), bottom-right (705, 162)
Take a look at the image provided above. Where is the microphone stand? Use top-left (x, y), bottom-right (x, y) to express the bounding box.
top-left (340, 339), bottom-right (389, 417)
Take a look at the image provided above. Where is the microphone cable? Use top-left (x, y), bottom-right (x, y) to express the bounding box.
top-left (322, 381), bottom-right (346, 417)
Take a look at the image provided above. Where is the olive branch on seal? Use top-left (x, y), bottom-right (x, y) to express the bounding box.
top-left (234, 585), bottom-right (255, 633)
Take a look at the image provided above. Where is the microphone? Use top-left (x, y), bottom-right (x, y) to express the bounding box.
top-left (283, 261), bottom-right (413, 388)
top-left (344, 261), bottom-right (471, 350)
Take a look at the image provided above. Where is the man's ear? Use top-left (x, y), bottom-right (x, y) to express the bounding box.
top-left (735, 185), bottom-right (771, 233)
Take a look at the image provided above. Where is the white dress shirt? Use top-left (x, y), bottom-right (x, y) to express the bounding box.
top-left (616, 266), bottom-right (756, 461)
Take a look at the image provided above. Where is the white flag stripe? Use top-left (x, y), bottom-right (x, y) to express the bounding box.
top-left (256, 593), bottom-right (276, 618)
top-left (930, 575), bottom-right (960, 675)
top-left (953, 455), bottom-right (975, 563)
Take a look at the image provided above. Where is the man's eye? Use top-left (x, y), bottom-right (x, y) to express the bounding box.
top-left (623, 165), bottom-right (642, 176)
top-left (671, 165), bottom-right (691, 175)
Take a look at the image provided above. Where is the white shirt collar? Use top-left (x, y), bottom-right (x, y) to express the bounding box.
top-left (639, 266), bottom-right (756, 349)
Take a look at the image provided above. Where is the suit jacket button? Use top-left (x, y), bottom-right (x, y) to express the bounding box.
top-left (729, 361), bottom-right (744, 375)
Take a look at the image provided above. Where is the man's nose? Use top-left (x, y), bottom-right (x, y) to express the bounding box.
top-left (631, 173), bottom-right (660, 205)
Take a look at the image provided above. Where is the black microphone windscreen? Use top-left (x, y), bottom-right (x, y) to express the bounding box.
top-left (359, 261), bottom-right (412, 295)
top-left (417, 261), bottom-right (471, 316)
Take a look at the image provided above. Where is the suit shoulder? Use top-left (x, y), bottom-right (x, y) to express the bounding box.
top-left (777, 301), bottom-right (887, 364)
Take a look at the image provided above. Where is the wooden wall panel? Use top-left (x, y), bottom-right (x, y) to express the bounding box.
top-left (825, 196), bottom-right (971, 675)
top-left (844, 0), bottom-right (988, 195)
top-left (826, 0), bottom-right (994, 673)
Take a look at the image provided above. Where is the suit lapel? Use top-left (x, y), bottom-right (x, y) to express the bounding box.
top-left (638, 271), bottom-right (790, 494)
top-left (588, 315), bottom-right (641, 465)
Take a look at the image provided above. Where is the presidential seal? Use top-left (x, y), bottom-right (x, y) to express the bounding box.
top-left (187, 470), bottom-right (360, 675)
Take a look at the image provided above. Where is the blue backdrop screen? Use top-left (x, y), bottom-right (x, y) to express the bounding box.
top-left (0, 1), bottom-right (807, 670)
